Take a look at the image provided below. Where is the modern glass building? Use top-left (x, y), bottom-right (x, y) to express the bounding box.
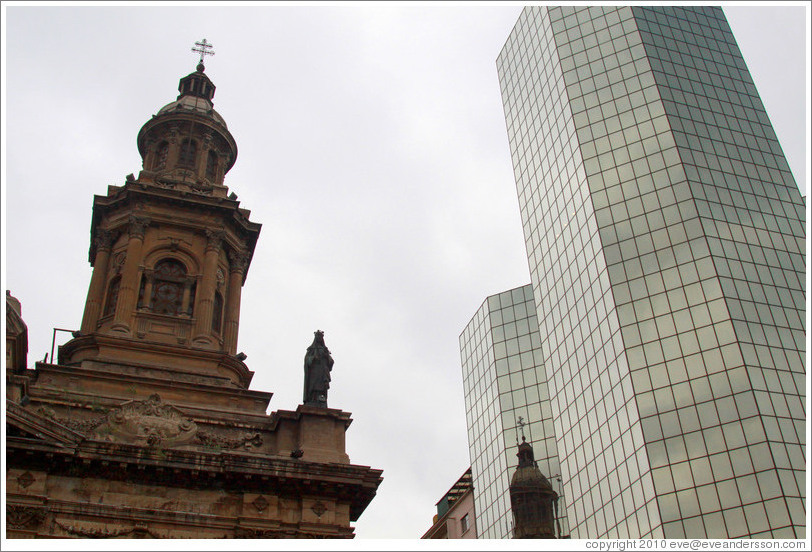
top-left (460, 285), bottom-right (569, 538)
top-left (463, 5), bottom-right (805, 539)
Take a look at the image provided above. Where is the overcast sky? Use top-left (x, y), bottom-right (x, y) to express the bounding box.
top-left (2, 2), bottom-right (808, 543)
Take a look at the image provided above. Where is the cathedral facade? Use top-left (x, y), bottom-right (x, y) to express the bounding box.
top-left (6, 52), bottom-right (382, 539)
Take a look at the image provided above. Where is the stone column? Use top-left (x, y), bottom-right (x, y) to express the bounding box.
top-left (79, 230), bottom-right (114, 334)
top-left (193, 229), bottom-right (224, 344)
top-left (223, 249), bottom-right (248, 354)
top-left (166, 125), bottom-right (180, 170)
top-left (111, 216), bottom-right (149, 334)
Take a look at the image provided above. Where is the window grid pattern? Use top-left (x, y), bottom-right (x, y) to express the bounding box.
top-left (461, 285), bottom-right (568, 538)
top-left (497, 4), bottom-right (805, 540)
top-left (497, 6), bottom-right (661, 538)
top-left (633, 6), bottom-right (806, 538)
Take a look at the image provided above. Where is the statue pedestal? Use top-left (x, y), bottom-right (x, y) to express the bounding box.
top-left (274, 405), bottom-right (352, 464)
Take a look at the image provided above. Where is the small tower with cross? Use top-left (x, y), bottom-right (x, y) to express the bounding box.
top-left (509, 417), bottom-right (561, 538)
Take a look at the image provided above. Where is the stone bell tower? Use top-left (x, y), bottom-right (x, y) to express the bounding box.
top-left (61, 49), bottom-right (260, 392)
top-left (6, 42), bottom-right (382, 539)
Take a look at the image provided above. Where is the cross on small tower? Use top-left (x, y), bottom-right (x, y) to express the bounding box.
top-left (517, 416), bottom-right (526, 438)
top-left (192, 38), bottom-right (215, 64)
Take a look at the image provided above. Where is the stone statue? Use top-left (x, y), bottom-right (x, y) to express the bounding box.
top-left (303, 330), bottom-right (334, 407)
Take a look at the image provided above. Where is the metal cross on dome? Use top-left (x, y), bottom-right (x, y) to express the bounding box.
top-left (192, 38), bottom-right (215, 64)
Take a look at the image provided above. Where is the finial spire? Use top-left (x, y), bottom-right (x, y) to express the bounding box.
top-left (517, 416), bottom-right (526, 443)
top-left (191, 38), bottom-right (215, 70)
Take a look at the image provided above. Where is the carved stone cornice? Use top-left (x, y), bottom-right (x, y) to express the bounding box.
top-left (233, 528), bottom-right (295, 539)
top-left (128, 215), bottom-right (151, 240)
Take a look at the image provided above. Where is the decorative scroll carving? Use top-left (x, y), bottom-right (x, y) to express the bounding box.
top-left (94, 229), bottom-right (114, 252)
top-left (54, 520), bottom-right (159, 538)
top-left (91, 394), bottom-right (197, 447)
top-left (36, 406), bottom-right (107, 435)
top-left (128, 216), bottom-right (150, 239)
top-left (58, 416), bottom-right (107, 434)
top-left (6, 505), bottom-right (47, 530)
top-left (227, 249), bottom-right (248, 273)
top-left (194, 430), bottom-right (263, 450)
top-left (216, 268), bottom-right (225, 288)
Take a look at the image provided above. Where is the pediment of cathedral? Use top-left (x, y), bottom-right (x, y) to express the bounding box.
top-left (6, 399), bottom-right (85, 449)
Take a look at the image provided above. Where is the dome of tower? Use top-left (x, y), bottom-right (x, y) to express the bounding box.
top-left (511, 463), bottom-right (555, 492)
top-left (156, 95), bottom-right (228, 128)
top-left (510, 437), bottom-right (555, 492)
top-left (154, 64), bottom-right (227, 128)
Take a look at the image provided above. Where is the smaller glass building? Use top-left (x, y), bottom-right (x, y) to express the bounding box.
top-left (460, 285), bottom-right (569, 538)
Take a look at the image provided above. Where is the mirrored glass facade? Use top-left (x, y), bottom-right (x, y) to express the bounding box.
top-left (488, 5), bottom-right (805, 539)
top-left (460, 285), bottom-right (569, 538)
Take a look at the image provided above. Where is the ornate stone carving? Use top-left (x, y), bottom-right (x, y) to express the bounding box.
top-left (112, 251), bottom-right (127, 274)
top-left (17, 472), bottom-right (35, 489)
top-left (216, 268), bottom-right (225, 288)
top-left (128, 215), bottom-right (150, 239)
top-left (189, 180), bottom-right (214, 195)
top-left (91, 394), bottom-right (197, 447)
top-left (194, 430), bottom-right (263, 450)
top-left (6, 505), bottom-right (47, 530)
top-left (36, 405), bottom-right (107, 434)
top-left (57, 416), bottom-right (107, 434)
top-left (205, 229), bottom-right (225, 252)
top-left (251, 495), bottom-right (269, 513)
top-left (94, 229), bottom-right (114, 252)
top-left (227, 249), bottom-right (248, 273)
top-left (311, 501), bottom-right (327, 517)
top-left (154, 177), bottom-right (177, 189)
top-left (54, 520), bottom-right (159, 538)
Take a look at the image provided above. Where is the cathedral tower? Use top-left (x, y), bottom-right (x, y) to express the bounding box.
top-left (509, 435), bottom-right (560, 539)
top-left (61, 56), bottom-right (260, 393)
top-left (6, 45), bottom-right (382, 539)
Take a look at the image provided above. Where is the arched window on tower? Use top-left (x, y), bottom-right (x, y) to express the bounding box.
top-left (206, 150), bottom-right (219, 181)
top-left (103, 276), bottom-right (121, 317)
top-left (155, 141), bottom-right (169, 171)
top-left (151, 259), bottom-right (188, 316)
top-left (212, 290), bottom-right (224, 334)
top-left (178, 139), bottom-right (197, 169)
